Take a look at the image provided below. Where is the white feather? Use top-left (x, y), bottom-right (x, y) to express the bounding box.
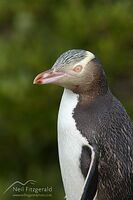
top-left (58, 89), bottom-right (90, 200)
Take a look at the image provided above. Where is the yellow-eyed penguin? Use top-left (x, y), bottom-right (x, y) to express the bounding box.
top-left (33, 49), bottom-right (132, 200)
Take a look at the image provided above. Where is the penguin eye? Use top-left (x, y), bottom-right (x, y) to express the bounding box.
top-left (73, 65), bottom-right (83, 73)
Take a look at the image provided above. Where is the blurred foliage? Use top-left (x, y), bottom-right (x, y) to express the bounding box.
top-left (0, 0), bottom-right (133, 200)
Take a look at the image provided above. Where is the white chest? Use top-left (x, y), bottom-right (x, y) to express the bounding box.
top-left (57, 89), bottom-right (89, 200)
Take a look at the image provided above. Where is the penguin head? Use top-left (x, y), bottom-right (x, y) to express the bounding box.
top-left (34, 49), bottom-right (107, 94)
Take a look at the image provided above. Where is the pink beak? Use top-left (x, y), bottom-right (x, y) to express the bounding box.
top-left (33, 69), bottom-right (69, 85)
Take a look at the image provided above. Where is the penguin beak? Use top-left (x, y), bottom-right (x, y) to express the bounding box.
top-left (33, 69), bottom-right (69, 85)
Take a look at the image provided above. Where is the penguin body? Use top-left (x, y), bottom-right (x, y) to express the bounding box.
top-left (34, 49), bottom-right (133, 200)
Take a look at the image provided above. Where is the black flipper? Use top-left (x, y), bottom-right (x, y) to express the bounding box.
top-left (80, 145), bottom-right (99, 200)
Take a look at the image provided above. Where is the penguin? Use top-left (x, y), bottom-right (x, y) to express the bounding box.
top-left (33, 49), bottom-right (133, 200)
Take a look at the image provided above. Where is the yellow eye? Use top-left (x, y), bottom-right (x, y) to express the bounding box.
top-left (73, 65), bottom-right (83, 72)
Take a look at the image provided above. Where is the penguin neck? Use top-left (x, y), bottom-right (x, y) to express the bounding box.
top-left (80, 84), bottom-right (109, 106)
top-left (71, 77), bottom-right (109, 106)
top-left (62, 86), bottom-right (110, 111)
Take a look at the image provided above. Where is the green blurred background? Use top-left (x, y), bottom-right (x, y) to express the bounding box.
top-left (0, 0), bottom-right (133, 199)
